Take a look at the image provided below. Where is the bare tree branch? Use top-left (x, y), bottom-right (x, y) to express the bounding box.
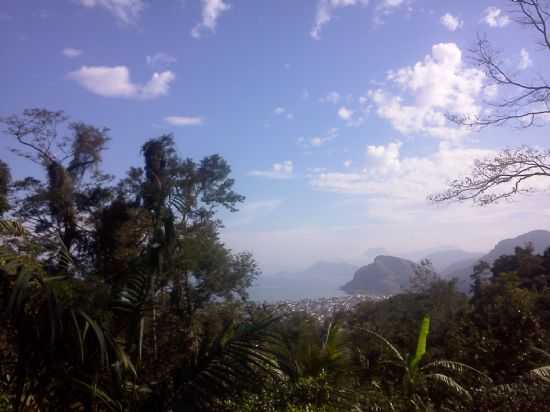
top-left (429, 146), bottom-right (550, 205)
top-left (451, 1), bottom-right (550, 128)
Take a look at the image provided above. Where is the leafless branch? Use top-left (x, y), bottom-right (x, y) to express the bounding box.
top-left (429, 146), bottom-right (550, 205)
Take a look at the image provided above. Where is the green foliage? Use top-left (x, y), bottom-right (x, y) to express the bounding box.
top-left (3, 108), bottom-right (550, 411)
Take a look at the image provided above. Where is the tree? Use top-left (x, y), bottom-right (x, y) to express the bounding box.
top-left (432, 0), bottom-right (550, 205)
top-left (1, 109), bottom-right (111, 270)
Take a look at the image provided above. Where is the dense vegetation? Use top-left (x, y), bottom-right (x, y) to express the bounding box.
top-left (1, 109), bottom-right (550, 411)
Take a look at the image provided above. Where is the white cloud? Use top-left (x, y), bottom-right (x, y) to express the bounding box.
top-left (320, 91), bottom-right (341, 104)
top-left (250, 161), bottom-right (294, 179)
top-left (164, 116), bottom-right (203, 126)
top-left (191, 0), bottom-right (230, 38)
top-left (273, 107), bottom-right (294, 120)
top-left (380, 0), bottom-right (403, 7)
top-left (311, 142), bottom-right (495, 199)
top-left (483, 7), bottom-right (510, 28)
top-left (300, 128), bottom-right (339, 148)
top-left (338, 106), bottom-right (353, 120)
top-left (369, 43), bottom-right (485, 140)
top-left (518, 48), bottom-right (532, 70)
top-left (374, 0), bottom-right (407, 24)
top-left (146, 52), bottom-right (176, 69)
top-left (366, 141), bottom-right (401, 175)
top-left (79, 0), bottom-right (144, 24)
top-left (484, 84), bottom-right (499, 100)
top-left (62, 48), bottom-right (83, 58)
top-left (68, 66), bottom-right (175, 99)
top-left (440, 13), bottom-right (463, 31)
top-left (311, 0), bottom-right (369, 40)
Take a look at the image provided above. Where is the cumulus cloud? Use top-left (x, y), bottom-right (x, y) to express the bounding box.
top-left (338, 106), bottom-right (353, 120)
top-left (311, 0), bottom-right (369, 40)
top-left (440, 13), bottom-right (463, 31)
top-left (62, 48), bottom-right (83, 58)
top-left (311, 142), bottom-right (495, 198)
top-left (191, 0), bottom-right (230, 38)
top-left (146, 52), bottom-right (176, 69)
top-left (79, 0), bottom-right (144, 24)
top-left (164, 116), bottom-right (203, 126)
top-left (483, 7), bottom-right (510, 28)
top-left (68, 66), bottom-right (175, 99)
top-left (518, 48), bottom-right (532, 70)
top-left (369, 43), bottom-right (485, 140)
top-left (366, 141), bottom-right (401, 175)
top-left (249, 161), bottom-right (294, 179)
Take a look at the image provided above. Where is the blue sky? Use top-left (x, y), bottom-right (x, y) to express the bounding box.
top-left (1, 0), bottom-right (549, 273)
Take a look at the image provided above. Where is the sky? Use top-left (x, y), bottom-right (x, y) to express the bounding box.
top-left (1, 0), bottom-right (550, 274)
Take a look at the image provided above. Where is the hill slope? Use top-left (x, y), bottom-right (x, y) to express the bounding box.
top-left (444, 230), bottom-right (550, 288)
top-left (342, 255), bottom-right (417, 296)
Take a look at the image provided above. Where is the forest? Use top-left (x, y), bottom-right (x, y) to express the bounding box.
top-left (1, 108), bottom-right (550, 412)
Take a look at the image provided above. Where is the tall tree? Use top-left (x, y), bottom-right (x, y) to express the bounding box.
top-left (1, 109), bottom-right (111, 269)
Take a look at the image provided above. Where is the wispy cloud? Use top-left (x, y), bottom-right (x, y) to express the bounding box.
top-left (79, 0), bottom-right (144, 24)
top-left (62, 48), bottom-right (83, 58)
top-left (68, 66), bottom-right (175, 99)
top-left (311, 0), bottom-right (369, 40)
top-left (164, 116), bottom-right (204, 126)
top-left (440, 13), bottom-right (463, 31)
top-left (482, 6), bottom-right (510, 28)
top-left (518, 48), bottom-right (532, 70)
top-left (298, 128), bottom-right (339, 148)
top-left (320, 91), bottom-right (341, 104)
top-left (191, 0), bottom-right (230, 38)
top-left (273, 107), bottom-right (294, 119)
top-left (146, 52), bottom-right (177, 69)
top-left (249, 161), bottom-right (294, 179)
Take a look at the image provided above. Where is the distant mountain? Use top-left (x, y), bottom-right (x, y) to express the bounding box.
top-left (444, 230), bottom-right (550, 290)
top-left (250, 261), bottom-right (357, 302)
top-left (342, 255), bottom-right (417, 296)
top-left (423, 249), bottom-right (483, 273)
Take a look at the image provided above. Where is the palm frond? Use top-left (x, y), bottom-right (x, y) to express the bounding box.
top-left (361, 328), bottom-right (405, 363)
top-left (72, 378), bottom-right (123, 412)
top-left (423, 360), bottom-right (492, 384)
top-left (0, 219), bottom-right (27, 237)
top-left (170, 316), bottom-right (281, 410)
top-left (425, 373), bottom-right (472, 402)
top-left (528, 366), bottom-right (550, 384)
